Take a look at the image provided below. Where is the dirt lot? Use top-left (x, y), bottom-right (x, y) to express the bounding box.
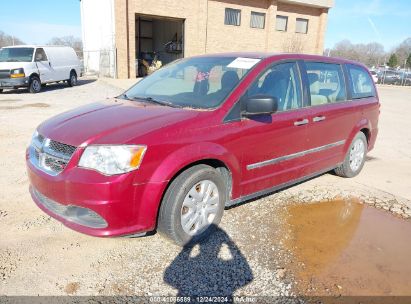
top-left (0, 79), bottom-right (410, 298)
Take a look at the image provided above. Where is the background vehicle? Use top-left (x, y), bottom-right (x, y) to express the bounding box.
top-left (378, 70), bottom-right (401, 85)
top-left (370, 71), bottom-right (378, 83)
top-left (0, 45), bottom-right (81, 93)
top-left (26, 53), bottom-right (379, 246)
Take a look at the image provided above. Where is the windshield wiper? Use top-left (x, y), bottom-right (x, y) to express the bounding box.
top-left (132, 96), bottom-right (181, 108)
top-left (117, 93), bottom-right (130, 100)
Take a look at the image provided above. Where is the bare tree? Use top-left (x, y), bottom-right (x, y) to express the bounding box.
top-left (47, 36), bottom-right (83, 58)
top-left (282, 36), bottom-right (304, 53)
top-left (0, 31), bottom-right (25, 48)
top-left (394, 37), bottom-right (411, 67)
top-left (329, 39), bottom-right (385, 67)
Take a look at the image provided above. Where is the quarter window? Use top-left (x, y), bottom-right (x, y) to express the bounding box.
top-left (347, 64), bottom-right (376, 99)
top-left (250, 12), bottom-right (265, 29)
top-left (305, 62), bottom-right (347, 105)
top-left (276, 15), bottom-right (288, 32)
top-left (248, 62), bottom-right (302, 112)
top-left (296, 18), bottom-right (308, 34)
top-left (225, 8), bottom-right (241, 26)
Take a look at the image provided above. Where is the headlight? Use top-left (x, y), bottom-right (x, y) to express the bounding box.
top-left (78, 145), bottom-right (147, 175)
top-left (10, 68), bottom-right (25, 78)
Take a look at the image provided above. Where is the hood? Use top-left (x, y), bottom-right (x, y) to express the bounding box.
top-left (38, 98), bottom-right (200, 146)
top-left (0, 61), bottom-right (30, 70)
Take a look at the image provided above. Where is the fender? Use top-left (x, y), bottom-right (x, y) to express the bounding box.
top-left (146, 141), bottom-right (241, 196)
top-left (344, 117), bottom-right (372, 153)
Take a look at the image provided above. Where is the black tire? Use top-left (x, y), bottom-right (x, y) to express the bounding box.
top-left (28, 76), bottom-right (41, 93)
top-left (67, 71), bottom-right (77, 87)
top-left (334, 132), bottom-right (367, 178)
top-left (158, 164), bottom-right (227, 246)
top-left (0, 89), bottom-right (3, 93)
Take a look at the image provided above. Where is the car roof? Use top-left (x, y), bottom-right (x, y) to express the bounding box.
top-left (191, 52), bottom-right (367, 68)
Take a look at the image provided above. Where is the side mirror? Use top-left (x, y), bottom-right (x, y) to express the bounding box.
top-left (242, 95), bottom-right (278, 116)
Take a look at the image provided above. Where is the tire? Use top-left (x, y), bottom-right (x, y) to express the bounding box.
top-left (334, 132), bottom-right (367, 178)
top-left (28, 76), bottom-right (41, 93)
top-left (0, 89), bottom-right (3, 93)
top-left (158, 164), bottom-right (227, 246)
top-left (67, 71), bottom-right (77, 87)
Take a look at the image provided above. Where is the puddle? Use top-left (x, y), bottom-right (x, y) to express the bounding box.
top-left (283, 199), bottom-right (411, 296)
top-left (0, 103), bottom-right (50, 110)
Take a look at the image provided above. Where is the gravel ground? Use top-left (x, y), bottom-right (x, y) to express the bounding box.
top-left (0, 79), bottom-right (410, 297)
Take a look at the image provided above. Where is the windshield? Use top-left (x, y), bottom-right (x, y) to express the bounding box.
top-left (0, 47), bottom-right (34, 62)
top-left (124, 56), bottom-right (260, 109)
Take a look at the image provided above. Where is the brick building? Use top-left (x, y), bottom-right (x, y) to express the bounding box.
top-left (80, 0), bottom-right (334, 79)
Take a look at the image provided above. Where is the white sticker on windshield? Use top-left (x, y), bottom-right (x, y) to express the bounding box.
top-left (227, 57), bottom-right (261, 69)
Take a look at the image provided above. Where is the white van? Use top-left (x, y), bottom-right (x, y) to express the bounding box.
top-left (0, 45), bottom-right (81, 93)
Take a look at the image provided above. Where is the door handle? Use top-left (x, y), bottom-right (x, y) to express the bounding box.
top-left (313, 116), bottom-right (326, 122)
top-left (294, 118), bottom-right (309, 126)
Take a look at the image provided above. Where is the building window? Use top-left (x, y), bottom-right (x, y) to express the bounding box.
top-left (296, 18), bottom-right (308, 34)
top-left (250, 12), bottom-right (265, 29)
top-left (275, 15), bottom-right (288, 32)
top-left (225, 8), bottom-right (241, 26)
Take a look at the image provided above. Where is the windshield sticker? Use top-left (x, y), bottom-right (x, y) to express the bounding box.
top-left (195, 71), bottom-right (210, 82)
top-left (227, 57), bottom-right (261, 69)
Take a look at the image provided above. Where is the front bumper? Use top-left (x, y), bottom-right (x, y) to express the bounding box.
top-left (0, 77), bottom-right (29, 89)
top-left (26, 151), bottom-right (167, 237)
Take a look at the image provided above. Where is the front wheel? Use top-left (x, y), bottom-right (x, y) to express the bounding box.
top-left (29, 76), bottom-right (41, 93)
top-left (334, 132), bottom-right (367, 178)
top-left (158, 165), bottom-right (227, 246)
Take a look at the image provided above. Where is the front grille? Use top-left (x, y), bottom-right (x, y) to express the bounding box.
top-left (29, 133), bottom-right (77, 176)
top-left (48, 140), bottom-right (77, 156)
top-left (0, 69), bottom-right (10, 79)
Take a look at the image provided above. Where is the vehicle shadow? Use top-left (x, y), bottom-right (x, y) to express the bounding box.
top-left (163, 225), bottom-right (253, 300)
top-left (0, 78), bottom-right (96, 94)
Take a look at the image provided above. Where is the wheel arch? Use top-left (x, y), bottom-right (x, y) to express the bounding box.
top-left (345, 118), bottom-right (372, 152)
top-left (144, 143), bottom-right (240, 230)
top-left (29, 72), bottom-right (40, 80)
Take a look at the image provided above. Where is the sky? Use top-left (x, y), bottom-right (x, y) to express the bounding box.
top-left (0, 0), bottom-right (410, 51)
top-left (325, 0), bottom-right (411, 51)
top-left (0, 0), bottom-right (81, 45)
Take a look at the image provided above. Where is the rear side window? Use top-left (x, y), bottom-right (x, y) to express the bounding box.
top-left (248, 62), bottom-right (302, 112)
top-left (305, 62), bottom-right (347, 106)
top-left (347, 64), bottom-right (376, 99)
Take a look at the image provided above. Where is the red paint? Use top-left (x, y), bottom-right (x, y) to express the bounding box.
top-left (26, 53), bottom-right (380, 237)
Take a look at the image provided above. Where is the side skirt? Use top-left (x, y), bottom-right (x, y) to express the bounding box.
top-left (225, 165), bottom-right (340, 208)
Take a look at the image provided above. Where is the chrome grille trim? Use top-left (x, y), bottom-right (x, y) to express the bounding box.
top-left (29, 133), bottom-right (77, 176)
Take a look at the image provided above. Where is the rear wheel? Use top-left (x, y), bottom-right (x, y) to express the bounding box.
top-left (334, 132), bottom-right (367, 178)
top-left (158, 164), bottom-right (227, 246)
top-left (29, 76), bottom-right (41, 93)
top-left (67, 71), bottom-right (77, 87)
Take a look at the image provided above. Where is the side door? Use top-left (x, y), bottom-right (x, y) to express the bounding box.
top-left (34, 48), bottom-right (55, 83)
top-left (238, 61), bottom-right (312, 196)
top-left (302, 61), bottom-right (359, 173)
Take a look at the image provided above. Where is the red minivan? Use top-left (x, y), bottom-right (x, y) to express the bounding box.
top-left (26, 53), bottom-right (379, 245)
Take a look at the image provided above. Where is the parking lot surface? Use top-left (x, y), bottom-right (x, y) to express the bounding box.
top-left (0, 79), bottom-right (410, 297)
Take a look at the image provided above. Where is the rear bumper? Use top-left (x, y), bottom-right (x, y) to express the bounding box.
top-left (0, 77), bottom-right (29, 89)
top-left (26, 152), bottom-right (167, 237)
